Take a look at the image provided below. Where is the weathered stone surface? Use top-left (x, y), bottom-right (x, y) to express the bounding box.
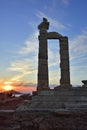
top-left (59, 36), bottom-right (71, 87)
top-left (37, 18), bottom-right (71, 90)
top-left (38, 17), bottom-right (49, 31)
top-left (37, 18), bottom-right (49, 91)
top-left (17, 87), bottom-right (87, 111)
top-left (47, 32), bottom-right (62, 39)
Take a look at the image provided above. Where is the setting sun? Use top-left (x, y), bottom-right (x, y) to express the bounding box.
top-left (4, 85), bottom-right (13, 91)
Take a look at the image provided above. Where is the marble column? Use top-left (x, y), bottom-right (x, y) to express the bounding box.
top-left (37, 18), bottom-right (49, 91)
top-left (59, 36), bottom-right (71, 87)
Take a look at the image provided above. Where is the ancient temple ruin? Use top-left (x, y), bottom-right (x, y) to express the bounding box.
top-left (17, 18), bottom-right (87, 111)
top-left (37, 18), bottom-right (71, 90)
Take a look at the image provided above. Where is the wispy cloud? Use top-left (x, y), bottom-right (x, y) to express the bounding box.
top-left (19, 31), bottom-right (38, 55)
top-left (10, 74), bottom-right (24, 82)
top-left (8, 58), bottom-right (37, 83)
top-left (12, 82), bottom-right (36, 88)
top-left (49, 70), bottom-right (60, 85)
top-left (36, 11), bottom-right (66, 30)
top-left (69, 29), bottom-right (87, 85)
top-left (62, 0), bottom-right (70, 5)
top-left (70, 29), bottom-right (87, 61)
top-left (9, 60), bottom-right (37, 74)
top-left (48, 44), bottom-right (59, 68)
top-left (8, 31), bottom-right (39, 82)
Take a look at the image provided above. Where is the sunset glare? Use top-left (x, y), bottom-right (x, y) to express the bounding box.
top-left (4, 85), bottom-right (13, 91)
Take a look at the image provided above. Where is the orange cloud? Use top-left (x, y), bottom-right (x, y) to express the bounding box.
top-left (0, 80), bottom-right (36, 93)
top-left (14, 86), bottom-right (36, 93)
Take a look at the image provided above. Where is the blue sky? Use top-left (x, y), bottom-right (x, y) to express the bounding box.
top-left (0, 0), bottom-right (87, 92)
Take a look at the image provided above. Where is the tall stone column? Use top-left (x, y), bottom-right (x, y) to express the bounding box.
top-left (37, 18), bottom-right (50, 91)
top-left (59, 36), bottom-right (71, 87)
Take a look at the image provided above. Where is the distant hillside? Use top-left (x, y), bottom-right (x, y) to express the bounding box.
top-left (6, 90), bottom-right (22, 94)
top-left (0, 90), bottom-right (22, 95)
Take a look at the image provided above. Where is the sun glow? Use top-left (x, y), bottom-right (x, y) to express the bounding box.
top-left (4, 85), bottom-right (13, 91)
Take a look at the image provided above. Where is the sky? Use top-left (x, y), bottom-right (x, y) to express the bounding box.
top-left (0, 0), bottom-right (87, 93)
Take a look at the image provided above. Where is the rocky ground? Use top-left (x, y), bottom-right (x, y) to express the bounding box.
top-left (0, 110), bottom-right (87, 130)
top-left (0, 96), bottom-right (87, 130)
top-left (0, 94), bottom-right (32, 110)
top-left (0, 98), bottom-right (23, 110)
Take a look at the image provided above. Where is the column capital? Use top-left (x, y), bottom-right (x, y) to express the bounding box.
top-left (38, 18), bottom-right (49, 31)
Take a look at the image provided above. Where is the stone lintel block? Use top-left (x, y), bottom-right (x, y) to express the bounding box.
top-left (47, 32), bottom-right (62, 39)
